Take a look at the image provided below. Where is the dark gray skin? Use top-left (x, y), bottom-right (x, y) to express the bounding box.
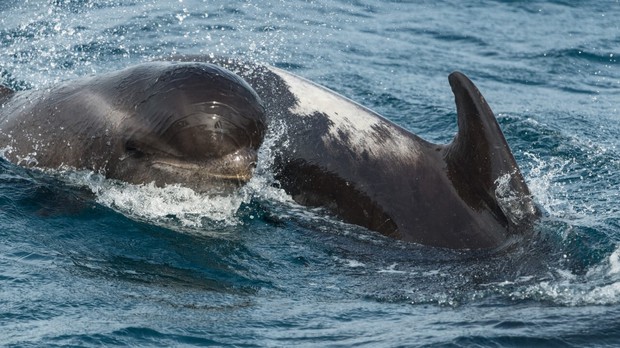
top-left (0, 58), bottom-right (538, 249)
top-left (173, 57), bottom-right (539, 249)
top-left (0, 62), bottom-right (266, 194)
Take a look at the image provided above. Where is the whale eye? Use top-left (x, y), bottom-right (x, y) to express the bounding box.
top-left (125, 140), bottom-right (145, 159)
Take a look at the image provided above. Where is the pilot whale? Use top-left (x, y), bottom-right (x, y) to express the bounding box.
top-left (0, 62), bottom-right (266, 194)
top-left (172, 56), bottom-right (540, 249)
top-left (0, 59), bottom-right (538, 249)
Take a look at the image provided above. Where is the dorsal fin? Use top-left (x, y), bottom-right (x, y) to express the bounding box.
top-left (444, 71), bottom-right (538, 228)
top-left (0, 84), bottom-right (15, 104)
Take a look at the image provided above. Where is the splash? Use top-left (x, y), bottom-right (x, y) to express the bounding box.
top-left (523, 151), bottom-right (574, 218)
top-left (494, 171), bottom-right (538, 226)
top-left (62, 171), bottom-right (244, 229)
top-left (48, 116), bottom-right (295, 234)
top-left (0, 0), bottom-right (297, 88)
top-left (507, 245), bottom-right (620, 306)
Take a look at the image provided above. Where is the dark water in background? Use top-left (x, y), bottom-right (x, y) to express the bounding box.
top-left (1, 0), bottom-right (620, 346)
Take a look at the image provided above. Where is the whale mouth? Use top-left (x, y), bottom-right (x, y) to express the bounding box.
top-left (151, 162), bottom-right (255, 181)
top-left (149, 147), bottom-right (258, 187)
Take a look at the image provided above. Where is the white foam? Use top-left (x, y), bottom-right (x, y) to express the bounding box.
top-left (63, 171), bottom-right (246, 229)
top-left (512, 278), bottom-right (620, 306)
top-left (509, 246), bottom-right (620, 306)
top-left (377, 263), bottom-right (407, 274)
top-left (608, 248), bottom-right (620, 275)
top-left (346, 259), bottom-right (365, 268)
top-left (494, 172), bottom-right (536, 225)
top-left (0, 145), bottom-right (14, 159)
top-left (523, 152), bottom-right (574, 218)
top-left (333, 256), bottom-right (366, 268)
top-left (47, 120), bottom-right (298, 234)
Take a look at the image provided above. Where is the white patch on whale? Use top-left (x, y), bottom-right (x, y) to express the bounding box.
top-left (269, 66), bottom-right (421, 160)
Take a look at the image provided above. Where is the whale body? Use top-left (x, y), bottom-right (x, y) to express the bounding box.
top-left (0, 59), bottom-right (539, 249)
top-left (172, 57), bottom-right (539, 249)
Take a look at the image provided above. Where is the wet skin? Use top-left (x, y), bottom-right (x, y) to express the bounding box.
top-left (170, 56), bottom-right (540, 249)
top-left (0, 62), bottom-right (266, 194)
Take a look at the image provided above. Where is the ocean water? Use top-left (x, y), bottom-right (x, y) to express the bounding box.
top-left (1, 0), bottom-right (620, 346)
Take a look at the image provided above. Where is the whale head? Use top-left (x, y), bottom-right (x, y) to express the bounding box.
top-left (106, 62), bottom-right (266, 194)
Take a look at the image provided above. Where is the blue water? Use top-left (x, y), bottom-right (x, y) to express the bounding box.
top-left (1, 0), bottom-right (620, 346)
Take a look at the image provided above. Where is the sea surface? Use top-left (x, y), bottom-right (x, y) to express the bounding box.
top-left (1, 0), bottom-right (620, 346)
